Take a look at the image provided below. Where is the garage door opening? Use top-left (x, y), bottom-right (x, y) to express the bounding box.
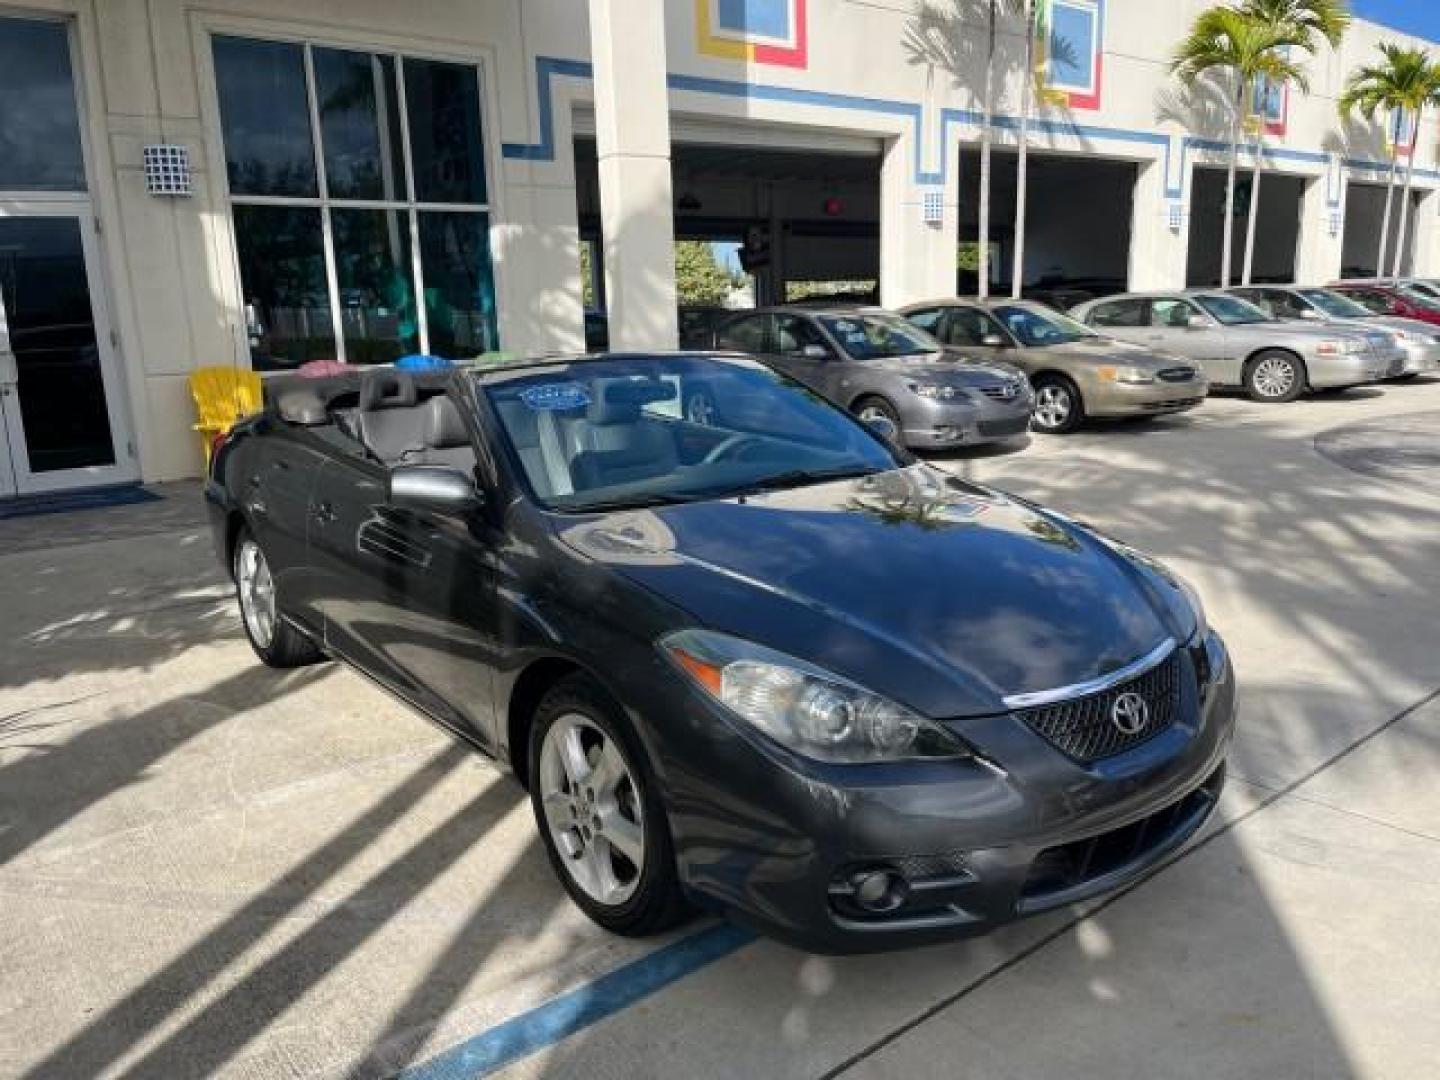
top-left (957, 148), bottom-right (1136, 306)
top-left (1187, 168), bottom-right (1305, 286)
top-left (574, 136), bottom-right (881, 345)
top-left (1341, 181), bottom-right (1421, 278)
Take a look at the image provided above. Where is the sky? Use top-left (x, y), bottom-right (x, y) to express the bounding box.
top-left (1352, 1), bottom-right (1440, 42)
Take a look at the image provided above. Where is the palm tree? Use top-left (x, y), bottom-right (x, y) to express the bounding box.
top-left (1339, 44), bottom-right (1440, 277)
top-left (1235, 0), bottom-right (1348, 285)
top-left (1172, 7), bottom-right (1306, 287)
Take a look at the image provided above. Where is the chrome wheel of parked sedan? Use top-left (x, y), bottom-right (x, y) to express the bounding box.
top-left (236, 537), bottom-right (276, 649)
top-left (1247, 351), bottom-right (1303, 402)
top-left (538, 712), bottom-right (646, 906)
top-left (1031, 376), bottom-right (1083, 434)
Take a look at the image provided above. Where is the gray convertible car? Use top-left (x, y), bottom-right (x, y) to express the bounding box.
top-left (711, 306), bottom-right (1033, 450)
top-left (899, 298), bottom-right (1208, 434)
top-left (1226, 285), bottom-right (1440, 379)
top-left (207, 357), bottom-right (1233, 952)
top-left (1071, 291), bottom-right (1398, 402)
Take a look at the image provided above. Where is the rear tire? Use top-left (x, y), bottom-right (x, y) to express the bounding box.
top-left (1030, 374), bottom-right (1084, 434)
top-left (529, 674), bottom-right (690, 937)
top-left (1245, 350), bottom-right (1305, 403)
top-left (233, 527), bottom-right (324, 668)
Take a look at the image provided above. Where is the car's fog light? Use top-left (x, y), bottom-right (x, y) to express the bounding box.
top-left (852, 868), bottom-right (910, 913)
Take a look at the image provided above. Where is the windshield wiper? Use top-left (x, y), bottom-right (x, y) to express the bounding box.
top-left (697, 464), bottom-right (886, 501)
top-left (563, 491), bottom-right (702, 513)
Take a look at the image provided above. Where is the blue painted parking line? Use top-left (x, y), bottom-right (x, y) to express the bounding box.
top-left (397, 922), bottom-right (756, 1080)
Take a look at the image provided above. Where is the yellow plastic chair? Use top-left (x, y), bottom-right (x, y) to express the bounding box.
top-left (189, 366), bottom-right (263, 466)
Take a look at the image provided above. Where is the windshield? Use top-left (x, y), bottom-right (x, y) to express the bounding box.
top-left (1398, 284), bottom-right (1440, 308)
top-left (816, 313), bottom-right (939, 359)
top-left (1297, 288), bottom-right (1373, 319)
top-left (481, 356), bottom-right (904, 513)
top-left (1193, 294), bottom-right (1272, 326)
top-left (991, 304), bottom-right (1097, 346)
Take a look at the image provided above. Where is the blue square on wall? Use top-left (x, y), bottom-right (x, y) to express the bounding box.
top-left (716, 0), bottom-right (792, 39)
top-left (1050, 2), bottom-right (1097, 90)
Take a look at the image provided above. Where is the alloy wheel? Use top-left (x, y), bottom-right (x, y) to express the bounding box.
top-left (538, 713), bottom-right (645, 906)
top-left (1033, 384), bottom-right (1073, 430)
top-left (236, 539), bottom-right (276, 649)
top-left (685, 392), bottom-right (717, 426)
top-left (858, 404), bottom-right (894, 426)
top-left (1251, 355), bottom-right (1297, 399)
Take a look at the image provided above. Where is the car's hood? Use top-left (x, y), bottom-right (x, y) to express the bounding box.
top-left (862, 350), bottom-right (1023, 384)
top-left (1028, 337), bottom-right (1188, 369)
top-left (1363, 315), bottom-right (1440, 339)
top-left (554, 466), bottom-right (1178, 718)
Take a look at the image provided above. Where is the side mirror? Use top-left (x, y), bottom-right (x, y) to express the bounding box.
top-left (865, 415), bottom-right (900, 442)
top-left (801, 344), bottom-right (829, 359)
top-left (389, 466), bottom-right (482, 513)
top-left (1187, 315), bottom-right (1210, 330)
top-left (981, 334), bottom-right (1008, 347)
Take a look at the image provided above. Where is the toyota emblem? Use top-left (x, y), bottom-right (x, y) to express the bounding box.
top-left (1110, 692), bottom-right (1150, 736)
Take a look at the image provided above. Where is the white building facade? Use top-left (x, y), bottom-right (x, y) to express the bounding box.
top-left (0, 0), bottom-right (1437, 492)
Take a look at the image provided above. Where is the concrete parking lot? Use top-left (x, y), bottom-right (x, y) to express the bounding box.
top-left (3, 382), bottom-right (1439, 1080)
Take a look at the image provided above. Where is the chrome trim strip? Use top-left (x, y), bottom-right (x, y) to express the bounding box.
top-left (1002, 637), bottom-right (1177, 710)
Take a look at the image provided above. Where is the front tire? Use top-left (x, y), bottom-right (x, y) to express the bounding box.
top-left (529, 674), bottom-right (689, 937)
top-left (1030, 374), bottom-right (1084, 434)
top-left (233, 527), bottom-right (323, 668)
top-left (853, 395), bottom-right (902, 434)
top-left (1245, 350), bottom-right (1305, 403)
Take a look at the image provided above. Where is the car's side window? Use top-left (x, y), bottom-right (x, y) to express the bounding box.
top-left (1232, 289), bottom-right (1271, 316)
top-left (905, 307), bottom-right (944, 334)
top-left (1089, 298), bottom-right (1147, 328)
top-left (774, 315), bottom-right (832, 357)
top-left (1264, 290), bottom-right (1305, 318)
top-left (1150, 299), bottom-right (1197, 329)
top-left (946, 307), bottom-right (1007, 346)
top-left (716, 314), bottom-right (770, 353)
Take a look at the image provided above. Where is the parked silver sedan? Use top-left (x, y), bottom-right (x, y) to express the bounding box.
top-left (899, 298), bottom-right (1208, 434)
top-left (1070, 291), bottom-right (1393, 402)
top-left (1227, 286), bottom-right (1437, 379)
top-left (711, 307), bottom-right (1034, 450)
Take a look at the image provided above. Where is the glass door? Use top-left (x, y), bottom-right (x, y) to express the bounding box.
top-left (0, 204), bottom-right (135, 495)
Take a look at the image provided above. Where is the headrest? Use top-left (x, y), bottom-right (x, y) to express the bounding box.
top-left (359, 369), bottom-right (418, 411)
top-left (423, 395), bottom-right (470, 449)
top-left (275, 388), bottom-right (328, 426)
top-left (587, 378), bottom-right (676, 425)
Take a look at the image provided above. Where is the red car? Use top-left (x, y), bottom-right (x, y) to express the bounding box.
top-left (1329, 282), bottom-right (1440, 327)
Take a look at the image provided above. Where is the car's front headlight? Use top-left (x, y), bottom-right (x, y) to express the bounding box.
top-left (662, 629), bottom-right (973, 763)
top-left (1316, 338), bottom-right (1363, 356)
top-left (909, 381), bottom-right (964, 400)
top-left (1097, 364), bottom-right (1156, 385)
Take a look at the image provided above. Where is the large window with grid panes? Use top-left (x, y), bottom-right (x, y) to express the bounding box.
top-left (212, 36), bottom-right (499, 371)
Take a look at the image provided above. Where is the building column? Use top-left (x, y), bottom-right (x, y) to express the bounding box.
top-left (879, 134), bottom-right (958, 307)
top-left (1408, 189), bottom-right (1440, 277)
top-left (588, 0), bottom-right (677, 350)
top-left (1295, 158), bottom-right (1345, 284)
top-left (1128, 153), bottom-right (1189, 291)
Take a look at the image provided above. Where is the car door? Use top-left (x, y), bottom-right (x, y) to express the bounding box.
top-left (1083, 297), bottom-right (1150, 346)
top-left (306, 401), bottom-right (501, 745)
top-left (940, 306), bottom-right (1014, 361)
top-left (772, 313), bottom-right (844, 398)
top-left (1145, 299), bottom-right (1240, 385)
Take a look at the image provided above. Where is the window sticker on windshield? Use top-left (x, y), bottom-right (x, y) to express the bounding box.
top-left (519, 383), bottom-right (590, 411)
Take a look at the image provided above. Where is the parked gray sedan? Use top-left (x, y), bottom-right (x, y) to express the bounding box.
top-left (899, 298), bottom-right (1208, 434)
top-left (1071, 291), bottom-right (1393, 402)
top-left (712, 307), bottom-right (1034, 449)
top-left (1227, 286), bottom-right (1438, 379)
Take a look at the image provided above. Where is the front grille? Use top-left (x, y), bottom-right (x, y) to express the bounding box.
top-left (1018, 650), bottom-right (1182, 763)
top-left (1157, 367), bottom-right (1196, 383)
top-left (978, 415), bottom-right (1030, 437)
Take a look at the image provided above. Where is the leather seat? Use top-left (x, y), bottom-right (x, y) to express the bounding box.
top-left (568, 379), bottom-right (678, 491)
top-left (415, 395), bottom-right (477, 471)
top-left (356, 370), bottom-right (425, 463)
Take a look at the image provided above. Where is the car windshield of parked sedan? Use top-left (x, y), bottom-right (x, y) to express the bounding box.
top-left (991, 304), bottom-right (1098, 346)
top-left (1193, 294), bottom-right (1273, 326)
top-left (1297, 289), bottom-right (1373, 319)
top-left (480, 356), bottom-right (905, 513)
top-left (816, 313), bottom-right (939, 359)
top-left (1397, 284), bottom-right (1440, 309)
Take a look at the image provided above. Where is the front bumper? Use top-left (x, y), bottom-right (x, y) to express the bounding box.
top-left (1394, 341), bottom-right (1440, 376)
top-left (1307, 350), bottom-right (1392, 389)
top-left (900, 391), bottom-right (1035, 449)
top-left (656, 633), bottom-right (1236, 953)
top-left (1083, 376), bottom-right (1209, 419)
